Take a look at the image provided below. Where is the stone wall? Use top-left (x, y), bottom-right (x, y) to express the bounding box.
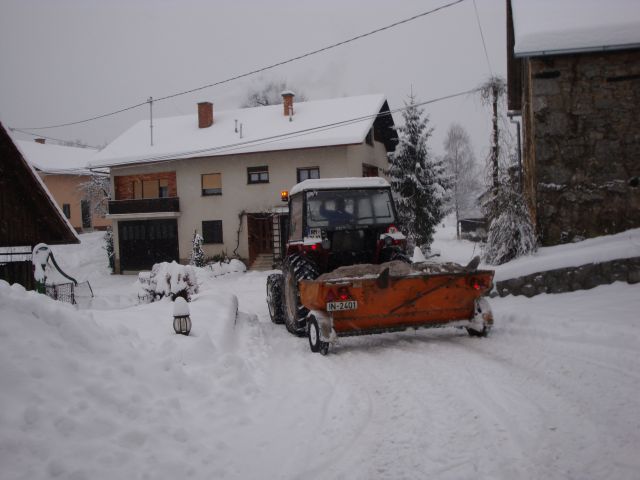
top-left (523, 49), bottom-right (640, 246)
top-left (494, 257), bottom-right (640, 298)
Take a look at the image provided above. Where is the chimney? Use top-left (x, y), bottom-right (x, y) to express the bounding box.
top-left (281, 91), bottom-right (295, 117)
top-left (198, 101), bottom-right (213, 128)
top-left (35, 138), bottom-right (46, 144)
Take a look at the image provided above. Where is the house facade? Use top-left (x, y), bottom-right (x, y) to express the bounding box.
top-left (17, 139), bottom-right (110, 233)
top-left (91, 93), bottom-right (397, 272)
top-left (507, 0), bottom-right (640, 245)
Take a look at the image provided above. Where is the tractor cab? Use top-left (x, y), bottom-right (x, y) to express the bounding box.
top-left (286, 178), bottom-right (406, 272)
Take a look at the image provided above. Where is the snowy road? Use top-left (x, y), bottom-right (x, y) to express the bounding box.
top-left (208, 271), bottom-right (640, 480)
top-left (2, 231), bottom-right (640, 479)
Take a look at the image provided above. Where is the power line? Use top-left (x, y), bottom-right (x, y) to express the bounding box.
top-left (9, 127), bottom-right (100, 149)
top-left (98, 87), bottom-right (479, 170)
top-left (472, 0), bottom-right (493, 75)
top-left (14, 0), bottom-right (467, 131)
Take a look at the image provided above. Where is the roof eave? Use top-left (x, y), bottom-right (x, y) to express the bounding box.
top-left (515, 42), bottom-right (640, 58)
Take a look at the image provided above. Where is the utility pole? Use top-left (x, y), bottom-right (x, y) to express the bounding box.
top-left (148, 97), bottom-right (154, 147)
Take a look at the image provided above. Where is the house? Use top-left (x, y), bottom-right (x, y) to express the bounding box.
top-left (90, 93), bottom-right (397, 273)
top-left (0, 123), bottom-right (79, 289)
top-left (17, 139), bottom-right (110, 233)
top-left (507, 0), bottom-right (640, 245)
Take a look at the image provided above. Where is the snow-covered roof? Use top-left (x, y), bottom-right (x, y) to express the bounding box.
top-left (512, 0), bottom-right (640, 57)
top-left (90, 94), bottom-right (390, 168)
top-left (289, 177), bottom-right (389, 195)
top-left (16, 140), bottom-right (98, 174)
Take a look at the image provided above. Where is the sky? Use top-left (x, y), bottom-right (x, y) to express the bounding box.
top-left (0, 0), bottom-right (506, 161)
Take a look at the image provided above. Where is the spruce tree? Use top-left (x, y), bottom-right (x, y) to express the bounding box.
top-left (388, 93), bottom-right (448, 251)
top-left (189, 230), bottom-right (206, 267)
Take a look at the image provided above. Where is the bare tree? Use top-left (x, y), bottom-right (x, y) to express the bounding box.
top-left (477, 76), bottom-right (536, 264)
top-left (241, 80), bottom-right (308, 108)
top-left (479, 76), bottom-right (507, 193)
top-left (78, 173), bottom-right (111, 217)
top-left (442, 123), bottom-right (482, 239)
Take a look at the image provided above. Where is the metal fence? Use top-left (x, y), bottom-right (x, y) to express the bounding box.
top-left (45, 281), bottom-right (94, 306)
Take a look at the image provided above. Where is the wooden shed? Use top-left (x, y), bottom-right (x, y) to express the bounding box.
top-left (0, 122), bottom-right (79, 289)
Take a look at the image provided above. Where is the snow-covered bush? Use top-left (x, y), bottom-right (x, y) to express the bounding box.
top-left (482, 173), bottom-right (537, 265)
top-left (139, 261), bottom-right (199, 302)
top-left (189, 230), bottom-right (205, 267)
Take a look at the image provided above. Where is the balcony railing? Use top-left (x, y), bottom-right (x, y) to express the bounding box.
top-left (108, 197), bottom-right (180, 215)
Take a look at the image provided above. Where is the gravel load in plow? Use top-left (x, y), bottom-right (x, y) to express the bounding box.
top-left (299, 260), bottom-right (494, 354)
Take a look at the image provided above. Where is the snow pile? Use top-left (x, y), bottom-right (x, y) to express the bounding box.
top-left (0, 279), bottom-right (254, 480)
top-left (206, 259), bottom-right (246, 277)
top-left (493, 227), bottom-right (640, 282)
top-left (31, 243), bottom-right (51, 283)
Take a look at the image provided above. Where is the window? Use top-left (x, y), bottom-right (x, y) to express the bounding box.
top-left (362, 164), bottom-right (379, 177)
top-left (297, 167), bottom-right (320, 183)
top-left (133, 179), bottom-right (142, 199)
top-left (62, 203), bottom-right (71, 219)
top-left (202, 173), bottom-right (222, 196)
top-left (247, 166), bottom-right (269, 184)
top-left (288, 195), bottom-right (303, 241)
top-left (365, 128), bottom-right (373, 146)
top-left (159, 179), bottom-right (169, 198)
top-left (143, 179), bottom-right (159, 198)
top-left (202, 220), bottom-right (223, 244)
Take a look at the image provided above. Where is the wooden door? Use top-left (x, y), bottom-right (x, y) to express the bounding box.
top-left (247, 214), bottom-right (273, 265)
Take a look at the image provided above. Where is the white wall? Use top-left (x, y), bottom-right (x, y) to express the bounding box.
top-left (110, 140), bottom-right (389, 267)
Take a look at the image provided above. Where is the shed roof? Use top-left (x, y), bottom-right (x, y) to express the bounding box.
top-left (0, 123), bottom-right (79, 247)
top-left (16, 140), bottom-right (97, 174)
top-left (512, 0), bottom-right (640, 57)
top-left (90, 94), bottom-right (397, 168)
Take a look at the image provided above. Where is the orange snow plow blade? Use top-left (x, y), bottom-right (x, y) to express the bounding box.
top-left (299, 269), bottom-right (494, 336)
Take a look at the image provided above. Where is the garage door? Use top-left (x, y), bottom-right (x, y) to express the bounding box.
top-left (118, 219), bottom-right (179, 271)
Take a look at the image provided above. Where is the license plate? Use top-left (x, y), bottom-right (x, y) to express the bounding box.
top-left (326, 300), bottom-right (358, 312)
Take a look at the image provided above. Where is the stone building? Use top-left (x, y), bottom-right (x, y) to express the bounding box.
top-left (507, 0), bottom-right (640, 245)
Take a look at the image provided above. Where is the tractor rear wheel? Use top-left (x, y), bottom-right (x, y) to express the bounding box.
top-left (282, 254), bottom-right (320, 336)
top-left (266, 273), bottom-right (285, 324)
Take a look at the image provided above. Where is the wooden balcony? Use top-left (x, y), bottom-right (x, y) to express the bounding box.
top-left (108, 197), bottom-right (180, 215)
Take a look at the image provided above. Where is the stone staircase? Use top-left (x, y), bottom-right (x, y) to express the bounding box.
top-left (250, 253), bottom-right (275, 271)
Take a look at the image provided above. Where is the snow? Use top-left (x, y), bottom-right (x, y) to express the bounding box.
top-left (173, 296), bottom-right (190, 316)
top-left (432, 215), bottom-right (640, 282)
top-left (512, 0), bottom-right (640, 57)
top-left (1, 225), bottom-right (640, 479)
top-left (89, 94), bottom-right (388, 168)
top-left (31, 243), bottom-right (51, 283)
top-left (15, 139), bottom-right (98, 174)
top-left (492, 227), bottom-right (640, 282)
top-left (289, 176), bottom-right (389, 195)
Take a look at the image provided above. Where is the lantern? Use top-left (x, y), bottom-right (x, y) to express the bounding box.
top-left (173, 297), bottom-right (191, 335)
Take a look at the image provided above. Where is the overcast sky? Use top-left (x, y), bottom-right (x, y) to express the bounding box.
top-left (0, 0), bottom-right (506, 161)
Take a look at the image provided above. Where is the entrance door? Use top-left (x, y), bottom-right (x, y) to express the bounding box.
top-left (81, 200), bottom-right (92, 230)
top-left (118, 219), bottom-right (179, 271)
top-left (247, 214), bottom-right (273, 265)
